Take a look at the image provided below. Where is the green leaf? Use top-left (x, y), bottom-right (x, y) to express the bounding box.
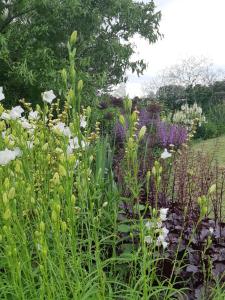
top-left (117, 224), bottom-right (130, 233)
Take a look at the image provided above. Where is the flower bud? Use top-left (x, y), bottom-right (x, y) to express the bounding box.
top-left (208, 184), bottom-right (216, 195)
top-left (3, 208), bottom-right (11, 220)
top-left (119, 115), bottom-right (125, 127)
top-left (77, 80), bottom-right (83, 92)
top-left (59, 165), bottom-right (67, 177)
top-left (70, 31), bottom-right (78, 46)
top-left (8, 187), bottom-right (15, 200)
top-left (52, 172), bottom-right (60, 185)
top-left (39, 221), bottom-right (45, 233)
top-left (138, 126), bottom-right (146, 140)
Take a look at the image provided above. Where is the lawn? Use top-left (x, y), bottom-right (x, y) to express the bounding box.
top-left (192, 135), bottom-right (225, 166)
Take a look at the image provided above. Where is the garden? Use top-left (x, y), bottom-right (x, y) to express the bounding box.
top-left (1, 1), bottom-right (225, 299)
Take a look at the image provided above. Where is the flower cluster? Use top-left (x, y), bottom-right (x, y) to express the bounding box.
top-left (144, 208), bottom-right (169, 249)
top-left (172, 102), bottom-right (206, 132)
top-left (0, 89), bottom-right (88, 166)
top-left (156, 121), bottom-right (188, 148)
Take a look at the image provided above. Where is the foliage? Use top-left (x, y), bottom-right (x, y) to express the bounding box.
top-left (156, 84), bottom-right (186, 110)
top-left (0, 34), bottom-right (225, 299)
top-left (0, 0), bottom-right (161, 105)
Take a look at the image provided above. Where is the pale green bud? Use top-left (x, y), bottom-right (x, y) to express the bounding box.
top-left (70, 31), bottom-right (78, 46)
top-left (138, 126), bottom-right (146, 140)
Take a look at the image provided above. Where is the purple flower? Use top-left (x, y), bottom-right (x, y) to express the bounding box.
top-left (156, 121), bottom-right (187, 147)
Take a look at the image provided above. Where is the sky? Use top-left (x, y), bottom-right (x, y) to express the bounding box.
top-left (125, 0), bottom-right (225, 97)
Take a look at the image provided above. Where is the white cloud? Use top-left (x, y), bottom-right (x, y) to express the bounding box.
top-left (127, 0), bottom-right (225, 96)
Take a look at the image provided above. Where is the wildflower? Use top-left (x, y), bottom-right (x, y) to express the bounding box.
top-left (144, 235), bottom-right (152, 244)
top-left (10, 106), bottom-right (24, 119)
top-left (42, 90), bottom-right (56, 104)
top-left (80, 116), bottom-right (87, 128)
top-left (161, 148), bottom-right (172, 159)
top-left (159, 208), bottom-right (169, 221)
top-left (27, 141), bottom-right (33, 149)
top-left (0, 87), bottom-right (5, 101)
top-left (161, 227), bottom-right (169, 238)
top-left (138, 126), bottom-right (147, 140)
top-left (209, 227), bottom-right (214, 234)
top-left (1, 112), bottom-right (10, 120)
top-left (29, 110), bottom-right (39, 120)
top-left (145, 221), bottom-right (153, 230)
top-left (54, 122), bottom-right (71, 137)
top-left (0, 148), bottom-right (21, 166)
top-left (20, 117), bottom-right (33, 130)
top-left (156, 230), bottom-right (169, 249)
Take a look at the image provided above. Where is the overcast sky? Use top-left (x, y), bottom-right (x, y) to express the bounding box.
top-left (126, 0), bottom-right (225, 97)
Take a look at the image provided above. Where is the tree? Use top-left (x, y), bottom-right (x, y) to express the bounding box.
top-left (159, 56), bottom-right (223, 87)
top-left (0, 0), bottom-right (161, 105)
top-left (156, 84), bottom-right (186, 110)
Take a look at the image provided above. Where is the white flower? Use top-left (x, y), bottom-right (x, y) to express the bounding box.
top-left (1, 112), bottom-right (10, 120)
top-left (145, 221), bottom-right (153, 230)
top-left (209, 227), bottom-right (214, 234)
top-left (20, 117), bottom-right (33, 130)
top-left (144, 236), bottom-right (152, 244)
top-left (162, 241), bottom-right (168, 249)
top-left (0, 87), bottom-right (5, 101)
top-left (159, 208), bottom-right (169, 221)
top-left (157, 221), bottom-right (163, 228)
top-left (42, 90), bottom-right (56, 104)
top-left (29, 110), bottom-right (39, 120)
top-left (54, 122), bottom-right (71, 137)
top-left (27, 141), bottom-right (33, 149)
top-left (161, 148), bottom-right (172, 160)
top-left (10, 106), bottom-right (24, 119)
top-left (0, 148), bottom-right (21, 166)
top-left (80, 116), bottom-right (87, 128)
top-left (161, 227), bottom-right (169, 238)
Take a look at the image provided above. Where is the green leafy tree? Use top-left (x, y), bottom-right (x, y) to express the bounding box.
top-left (156, 84), bottom-right (186, 110)
top-left (0, 0), bottom-right (161, 105)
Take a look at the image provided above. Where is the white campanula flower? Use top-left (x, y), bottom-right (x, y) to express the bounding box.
top-left (29, 110), bottom-right (39, 120)
top-left (42, 90), bottom-right (56, 104)
top-left (159, 208), bottom-right (169, 221)
top-left (161, 241), bottom-right (168, 249)
top-left (67, 137), bottom-right (87, 154)
top-left (161, 148), bottom-right (172, 160)
top-left (1, 112), bottom-right (10, 120)
top-left (0, 87), bottom-right (5, 101)
top-left (54, 122), bottom-right (71, 137)
top-left (209, 227), bottom-right (214, 234)
top-left (20, 117), bottom-right (33, 130)
top-left (156, 233), bottom-right (168, 249)
top-left (80, 115), bottom-right (87, 128)
top-left (10, 106), bottom-right (24, 119)
top-left (0, 148), bottom-right (21, 166)
top-left (145, 221), bottom-right (153, 230)
top-left (161, 227), bottom-right (169, 238)
top-left (144, 235), bottom-right (152, 244)
top-left (27, 141), bottom-right (34, 149)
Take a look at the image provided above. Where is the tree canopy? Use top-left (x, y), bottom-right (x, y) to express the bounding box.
top-left (0, 0), bottom-right (161, 105)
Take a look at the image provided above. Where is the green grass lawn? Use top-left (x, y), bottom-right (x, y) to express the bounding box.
top-left (192, 135), bottom-right (225, 166)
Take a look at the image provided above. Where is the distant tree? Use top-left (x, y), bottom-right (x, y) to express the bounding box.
top-left (156, 84), bottom-right (186, 110)
top-left (161, 56), bottom-right (223, 87)
top-left (0, 0), bottom-right (161, 105)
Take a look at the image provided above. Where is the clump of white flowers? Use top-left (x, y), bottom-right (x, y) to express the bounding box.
top-left (172, 102), bottom-right (206, 132)
top-left (0, 148), bottom-right (21, 166)
top-left (0, 90), bottom-right (90, 166)
top-left (144, 207), bottom-right (169, 249)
